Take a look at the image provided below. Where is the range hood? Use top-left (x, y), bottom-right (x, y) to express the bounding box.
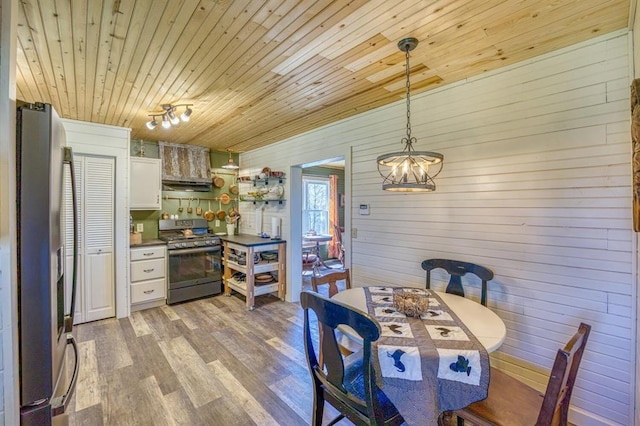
top-left (159, 141), bottom-right (211, 192)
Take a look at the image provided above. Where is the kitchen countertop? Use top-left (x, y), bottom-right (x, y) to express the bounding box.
top-left (220, 234), bottom-right (286, 247)
top-left (130, 239), bottom-right (166, 248)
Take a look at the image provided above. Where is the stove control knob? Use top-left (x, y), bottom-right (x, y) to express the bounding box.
top-left (193, 241), bottom-right (200, 246)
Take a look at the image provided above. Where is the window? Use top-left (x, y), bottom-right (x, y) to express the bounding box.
top-left (303, 177), bottom-right (330, 234)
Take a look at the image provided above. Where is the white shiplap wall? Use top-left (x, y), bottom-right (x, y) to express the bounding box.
top-left (239, 30), bottom-right (634, 426)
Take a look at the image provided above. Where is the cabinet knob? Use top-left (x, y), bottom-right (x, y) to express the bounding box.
top-left (143, 252), bottom-right (153, 256)
top-left (143, 268), bottom-right (154, 273)
top-left (143, 289), bottom-right (155, 294)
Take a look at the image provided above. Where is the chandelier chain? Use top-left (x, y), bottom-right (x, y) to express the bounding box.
top-left (405, 44), bottom-right (412, 145)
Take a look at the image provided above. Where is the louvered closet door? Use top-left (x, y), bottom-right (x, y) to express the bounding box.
top-left (64, 155), bottom-right (84, 324)
top-left (83, 155), bottom-right (116, 322)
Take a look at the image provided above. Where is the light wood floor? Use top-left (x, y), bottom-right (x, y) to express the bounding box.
top-left (67, 277), bottom-right (353, 425)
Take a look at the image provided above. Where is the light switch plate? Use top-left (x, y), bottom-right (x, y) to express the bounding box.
top-left (136, 223), bottom-right (144, 233)
top-left (215, 219), bottom-right (220, 227)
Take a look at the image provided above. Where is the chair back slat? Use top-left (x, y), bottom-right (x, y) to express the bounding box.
top-left (536, 322), bottom-right (591, 426)
top-left (421, 259), bottom-right (493, 306)
top-left (311, 269), bottom-right (351, 298)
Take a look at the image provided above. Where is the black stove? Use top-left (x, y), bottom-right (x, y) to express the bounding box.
top-left (158, 218), bottom-right (223, 304)
top-left (158, 218), bottom-right (220, 250)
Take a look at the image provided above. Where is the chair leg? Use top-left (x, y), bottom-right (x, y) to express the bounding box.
top-left (312, 385), bottom-right (325, 426)
top-left (438, 411), bottom-right (453, 426)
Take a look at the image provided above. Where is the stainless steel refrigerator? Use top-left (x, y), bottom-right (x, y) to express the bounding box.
top-left (16, 102), bottom-right (79, 425)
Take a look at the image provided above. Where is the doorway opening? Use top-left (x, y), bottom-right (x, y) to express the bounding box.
top-left (289, 155), bottom-right (349, 302)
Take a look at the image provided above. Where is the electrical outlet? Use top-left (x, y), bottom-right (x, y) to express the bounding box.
top-left (136, 223), bottom-right (144, 233)
top-left (215, 219), bottom-right (220, 227)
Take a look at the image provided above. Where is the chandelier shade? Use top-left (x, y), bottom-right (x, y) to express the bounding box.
top-left (377, 150), bottom-right (443, 192)
top-left (377, 37), bottom-right (443, 192)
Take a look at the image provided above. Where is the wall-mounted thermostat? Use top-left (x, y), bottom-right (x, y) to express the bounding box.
top-left (359, 204), bottom-right (370, 215)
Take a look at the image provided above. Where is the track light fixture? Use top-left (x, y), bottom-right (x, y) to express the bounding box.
top-left (146, 104), bottom-right (193, 130)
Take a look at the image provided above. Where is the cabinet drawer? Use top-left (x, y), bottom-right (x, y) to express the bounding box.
top-left (131, 278), bottom-right (166, 304)
top-left (131, 246), bottom-right (165, 261)
top-left (131, 258), bottom-right (165, 282)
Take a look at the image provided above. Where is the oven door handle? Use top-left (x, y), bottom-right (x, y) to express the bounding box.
top-left (168, 246), bottom-right (221, 256)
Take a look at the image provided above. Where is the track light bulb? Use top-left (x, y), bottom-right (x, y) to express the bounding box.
top-left (168, 109), bottom-right (179, 125)
top-left (181, 106), bottom-right (192, 122)
top-left (146, 118), bottom-right (158, 130)
top-left (162, 114), bottom-right (171, 129)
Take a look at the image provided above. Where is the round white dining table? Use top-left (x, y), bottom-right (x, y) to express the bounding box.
top-left (303, 234), bottom-right (333, 272)
top-left (332, 287), bottom-right (507, 353)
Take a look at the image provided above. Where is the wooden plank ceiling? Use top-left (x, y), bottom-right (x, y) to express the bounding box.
top-left (15, 0), bottom-right (630, 152)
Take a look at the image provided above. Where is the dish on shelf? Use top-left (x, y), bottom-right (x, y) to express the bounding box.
top-left (215, 232), bottom-right (227, 236)
top-left (255, 273), bottom-right (275, 284)
top-left (260, 251), bottom-right (278, 261)
top-left (232, 272), bottom-right (246, 282)
top-left (263, 185), bottom-right (284, 200)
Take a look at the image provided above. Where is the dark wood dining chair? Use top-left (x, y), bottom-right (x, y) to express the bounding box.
top-left (449, 322), bottom-right (591, 426)
top-left (311, 268), bottom-right (351, 298)
top-left (421, 259), bottom-right (494, 306)
top-left (300, 290), bottom-right (404, 426)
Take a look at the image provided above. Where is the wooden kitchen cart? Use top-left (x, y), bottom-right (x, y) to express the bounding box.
top-left (221, 235), bottom-right (286, 310)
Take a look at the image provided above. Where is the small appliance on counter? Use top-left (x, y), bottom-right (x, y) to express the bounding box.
top-left (158, 218), bottom-right (222, 304)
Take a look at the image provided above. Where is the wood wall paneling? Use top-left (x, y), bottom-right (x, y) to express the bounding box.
top-left (238, 31), bottom-right (634, 425)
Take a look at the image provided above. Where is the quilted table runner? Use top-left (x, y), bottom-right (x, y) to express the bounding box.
top-left (363, 287), bottom-right (490, 425)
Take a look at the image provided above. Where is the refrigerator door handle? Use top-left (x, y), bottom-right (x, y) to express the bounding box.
top-left (63, 146), bottom-right (78, 332)
top-left (51, 334), bottom-right (79, 417)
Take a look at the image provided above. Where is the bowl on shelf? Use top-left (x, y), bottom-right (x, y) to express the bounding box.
top-left (246, 191), bottom-right (264, 200)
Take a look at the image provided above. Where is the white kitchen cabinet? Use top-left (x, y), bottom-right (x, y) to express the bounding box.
top-left (84, 248), bottom-right (115, 322)
top-left (64, 154), bottom-right (116, 324)
top-left (130, 157), bottom-right (161, 210)
top-left (130, 245), bottom-right (167, 311)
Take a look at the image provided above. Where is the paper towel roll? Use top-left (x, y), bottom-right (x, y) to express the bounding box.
top-left (271, 217), bottom-right (281, 238)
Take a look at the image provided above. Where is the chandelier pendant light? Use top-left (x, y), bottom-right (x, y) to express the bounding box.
top-left (377, 37), bottom-right (443, 192)
top-left (221, 149), bottom-right (239, 170)
top-left (146, 104), bottom-right (193, 130)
